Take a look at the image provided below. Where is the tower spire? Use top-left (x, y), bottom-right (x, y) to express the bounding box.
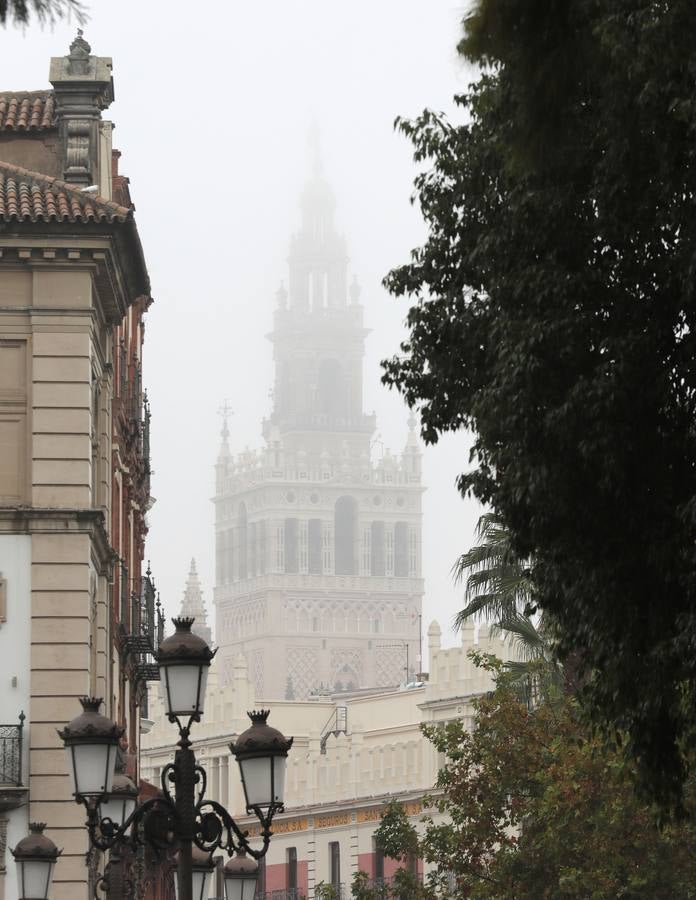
top-left (180, 558), bottom-right (211, 646)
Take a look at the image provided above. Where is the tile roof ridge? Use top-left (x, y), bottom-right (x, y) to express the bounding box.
top-left (0, 159), bottom-right (132, 218)
top-left (0, 89), bottom-right (53, 97)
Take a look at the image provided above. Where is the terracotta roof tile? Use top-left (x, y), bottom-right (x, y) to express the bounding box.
top-left (0, 161), bottom-right (132, 224)
top-left (0, 92), bottom-right (55, 131)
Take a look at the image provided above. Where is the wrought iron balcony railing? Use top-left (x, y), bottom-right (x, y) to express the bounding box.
top-left (123, 567), bottom-right (164, 686)
top-left (0, 712), bottom-right (24, 786)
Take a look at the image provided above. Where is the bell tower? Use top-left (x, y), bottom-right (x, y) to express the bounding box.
top-left (214, 160), bottom-right (424, 700)
top-left (265, 161), bottom-right (374, 455)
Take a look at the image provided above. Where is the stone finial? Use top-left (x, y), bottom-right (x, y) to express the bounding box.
top-left (70, 29), bottom-right (91, 59)
top-left (459, 617), bottom-right (475, 647)
top-left (427, 620), bottom-right (442, 653)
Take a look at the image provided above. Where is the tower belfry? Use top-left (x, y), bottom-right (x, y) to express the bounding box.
top-left (213, 162), bottom-right (424, 700)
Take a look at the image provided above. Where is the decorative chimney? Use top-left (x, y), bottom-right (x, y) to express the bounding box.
top-left (49, 30), bottom-right (114, 186)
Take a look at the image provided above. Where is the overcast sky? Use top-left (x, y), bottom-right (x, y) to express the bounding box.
top-left (1, 0), bottom-right (481, 650)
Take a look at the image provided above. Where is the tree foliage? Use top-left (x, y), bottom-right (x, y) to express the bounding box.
top-left (0, 0), bottom-right (85, 26)
top-left (386, 658), bottom-right (696, 898)
top-left (382, 0), bottom-right (696, 807)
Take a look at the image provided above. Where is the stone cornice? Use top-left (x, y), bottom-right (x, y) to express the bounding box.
top-left (0, 506), bottom-right (117, 576)
top-left (0, 221), bottom-right (150, 323)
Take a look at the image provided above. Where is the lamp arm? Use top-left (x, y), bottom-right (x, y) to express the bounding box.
top-left (192, 797), bottom-right (281, 860)
top-left (193, 763), bottom-right (207, 805)
top-left (85, 795), bottom-right (176, 853)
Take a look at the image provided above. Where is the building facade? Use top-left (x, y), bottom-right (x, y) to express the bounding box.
top-left (214, 168), bottom-right (424, 700)
top-left (142, 621), bottom-right (512, 898)
top-left (0, 34), bottom-right (158, 899)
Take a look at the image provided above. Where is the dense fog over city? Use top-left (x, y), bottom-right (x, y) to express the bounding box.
top-left (0, 0), bottom-right (478, 651)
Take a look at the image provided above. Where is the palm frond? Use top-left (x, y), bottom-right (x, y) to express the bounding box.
top-left (454, 511), bottom-right (534, 629)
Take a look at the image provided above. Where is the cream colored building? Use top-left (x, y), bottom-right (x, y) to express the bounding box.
top-left (0, 35), bottom-right (152, 900)
top-left (142, 619), bottom-right (513, 898)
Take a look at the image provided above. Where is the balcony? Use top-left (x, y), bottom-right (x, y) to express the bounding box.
top-left (122, 569), bottom-right (164, 687)
top-left (0, 713), bottom-right (27, 810)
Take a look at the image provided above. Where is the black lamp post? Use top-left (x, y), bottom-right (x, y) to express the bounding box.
top-left (59, 617), bottom-right (293, 900)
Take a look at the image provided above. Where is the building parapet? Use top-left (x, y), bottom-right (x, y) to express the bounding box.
top-left (216, 572), bottom-right (424, 598)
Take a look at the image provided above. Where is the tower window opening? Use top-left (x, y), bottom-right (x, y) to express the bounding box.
top-left (276, 522), bottom-right (285, 572)
top-left (335, 496), bottom-right (357, 576)
top-left (308, 518), bottom-right (322, 574)
top-left (317, 358), bottom-right (344, 416)
top-left (385, 526), bottom-right (394, 577)
top-left (361, 524), bottom-right (372, 576)
top-left (258, 520), bottom-right (266, 575)
top-left (285, 518), bottom-right (299, 574)
top-left (238, 502), bottom-right (248, 580)
top-left (409, 527), bottom-right (418, 577)
top-left (395, 521), bottom-right (409, 577)
top-left (249, 521), bottom-right (257, 576)
top-left (322, 522), bottom-right (334, 574)
top-left (299, 520), bottom-right (309, 573)
top-left (371, 521), bottom-right (385, 577)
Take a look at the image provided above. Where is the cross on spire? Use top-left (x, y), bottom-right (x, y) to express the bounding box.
top-left (218, 399), bottom-right (233, 441)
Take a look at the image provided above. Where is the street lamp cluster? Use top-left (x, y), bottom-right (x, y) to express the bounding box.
top-left (11, 617), bottom-right (293, 900)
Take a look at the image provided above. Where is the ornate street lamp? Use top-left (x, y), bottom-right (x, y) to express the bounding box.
top-left (229, 710), bottom-right (293, 811)
top-left (59, 618), bottom-right (293, 900)
top-left (58, 697), bottom-right (123, 799)
top-left (11, 822), bottom-right (61, 900)
top-left (223, 851), bottom-right (258, 900)
top-left (158, 618), bottom-right (216, 721)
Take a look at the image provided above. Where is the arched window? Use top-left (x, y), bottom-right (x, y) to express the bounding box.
top-left (238, 502), bottom-right (248, 580)
top-left (308, 519), bottom-right (322, 574)
top-left (394, 522), bottom-right (409, 577)
top-left (317, 359), bottom-right (344, 417)
top-left (371, 521), bottom-right (385, 576)
top-left (285, 518), bottom-right (298, 573)
top-left (249, 521), bottom-right (257, 576)
top-left (335, 496), bottom-right (357, 576)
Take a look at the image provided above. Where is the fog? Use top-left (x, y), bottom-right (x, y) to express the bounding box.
top-left (0, 0), bottom-right (480, 649)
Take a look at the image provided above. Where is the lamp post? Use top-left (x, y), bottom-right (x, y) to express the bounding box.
top-left (59, 617), bottom-right (293, 900)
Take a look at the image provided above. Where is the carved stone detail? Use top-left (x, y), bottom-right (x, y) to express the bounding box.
top-left (0, 818), bottom-right (7, 872)
top-left (64, 119), bottom-right (91, 181)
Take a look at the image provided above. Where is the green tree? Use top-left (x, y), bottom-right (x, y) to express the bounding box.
top-left (382, 0), bottom-right (696, 807)
top-left (383, 657), bottom-right (696, 898)
top-left (0, 0), bottom-right (85, 26)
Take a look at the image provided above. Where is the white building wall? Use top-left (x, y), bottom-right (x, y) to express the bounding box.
top-left (0, 535), bottom-right (32, 900)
